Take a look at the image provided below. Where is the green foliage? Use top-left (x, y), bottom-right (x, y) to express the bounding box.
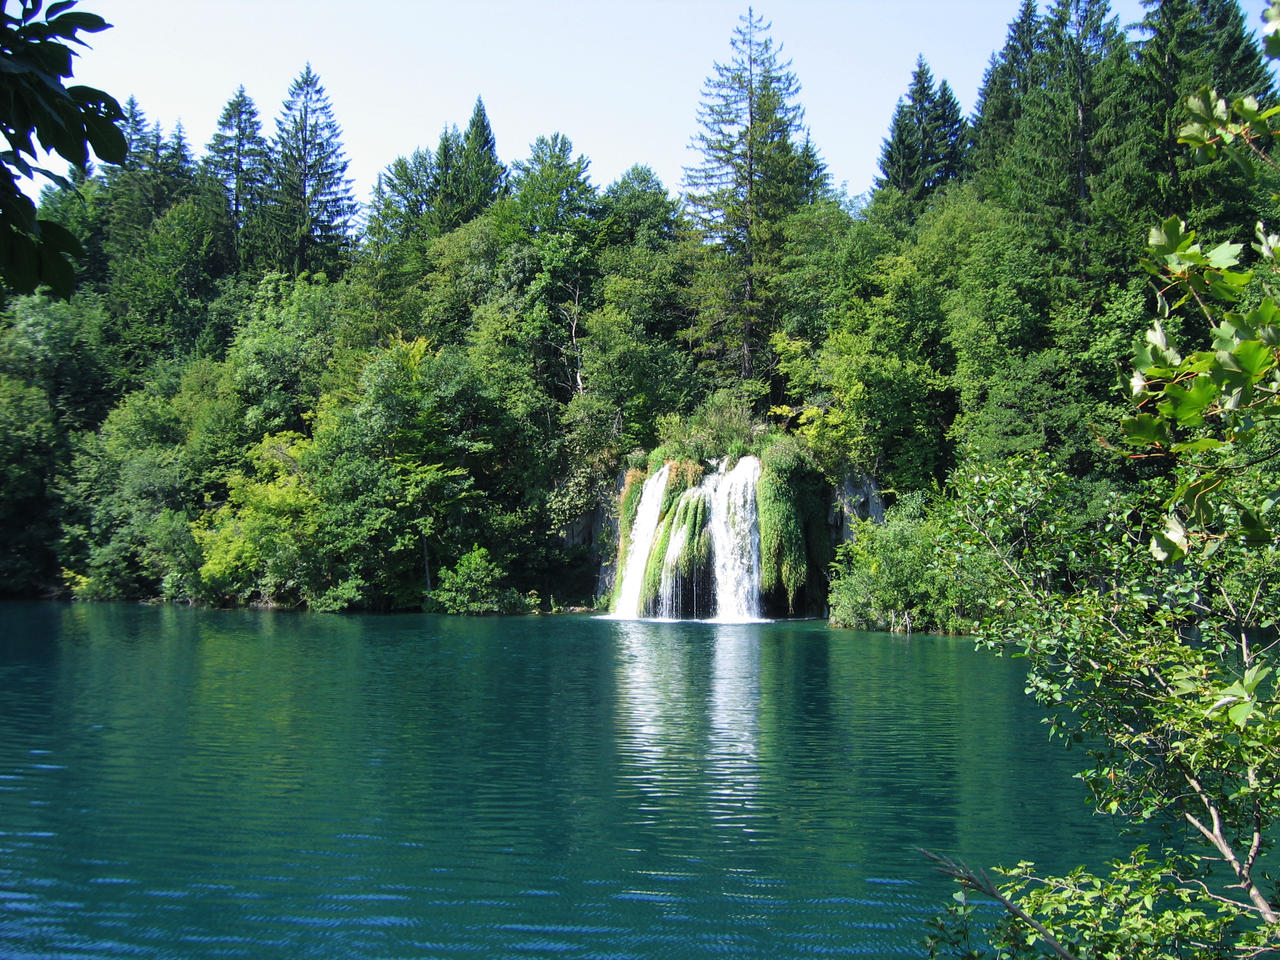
top-left (928, 36), bottom-right (1280, 948)
top-left (192, 432), bottom-right (320, 607)
top-left (429, 545), bottom-right (532, 615)
top-left (756, 433), bottom-right (821, 613)
top-left (876, 56), bottom-right (967, 215)
top-left (265, 64), bottom-right (356, 276)
top-left (829, 492), bottom-right (947, 633)
top-left (654, 384), bottom-right (761, 464)
top-left (684, 7), bottom-right (827, 384)
top-left (0, 374), bottom-right (58, 590)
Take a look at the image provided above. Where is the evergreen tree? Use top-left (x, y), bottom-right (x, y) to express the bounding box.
top-left (367, 148), bottom-right (435, 248)
top-left (205, 86), bottom-right (270, 239)
top-left (1001, 0), bottom-right (1131, 276)
top-left (267, 63), bottom-right (356, 276)
top-left (876, 56), bottom-right (966, 215)
top-left (877, 101), bottom-right (926, 199)
top-left (458, 97), bottom-right (505, 221)
top-left (426, 125), bottom-right (466, 236)
top-left (969, 0), bottom-right (1042, 184)
top-left (929, 79), bottom-right (967, 185)
top-left (1124, 0), bottom-right (1273, 241)
top-left (684, 6), bottom-right (826, 383)
top-left (118, 96), bottom-right (151, 170)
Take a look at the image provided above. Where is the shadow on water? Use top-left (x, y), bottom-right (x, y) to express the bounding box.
top-left (0, 602), bottom-right (1122, 959)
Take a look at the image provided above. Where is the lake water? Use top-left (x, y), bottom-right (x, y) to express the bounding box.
top-left (0, 602), bottom-right (1119, 958)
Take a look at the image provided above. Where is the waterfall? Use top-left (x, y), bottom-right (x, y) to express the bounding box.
top-left (657, 488), bottom-right (701, 619)
top-left (609, 457), bottom-right (765, 622)
top-left (611, 464), bottom-right (669, 618)
top-left (705, 456), bottom-right (763, 622)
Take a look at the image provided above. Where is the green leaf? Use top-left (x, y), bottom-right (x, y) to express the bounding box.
top-left (1120, 414), bottom-right (1170, 447)
top-left (1181, 473), bottom-right (1228, 526)
top-left (1205, 242), bottom-right (1242, 270)
top-left (1227, 700), bottom-right (1255, 728)
top-left (1150, 515), bottom-right (1188, 562)
top-left (1233, 338), bottom-right (1273, 379)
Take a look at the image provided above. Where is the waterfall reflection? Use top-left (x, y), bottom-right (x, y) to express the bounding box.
top-left (706, 626), bottom-right (762, 832)
top-left (612, 622), bottom-right (762, 833)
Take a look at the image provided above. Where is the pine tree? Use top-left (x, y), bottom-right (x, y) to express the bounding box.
top-left (970, 0), bottom-right (1042, 184)
top-left (1124, 0), bottom-right (1273, 240)
top-left (367, 148), bottom-right (435, 248)
top-left (118, 96), bottom-right (151, 170)
top-left (876, 56), bottom-right (966, 214)
top-left (1001, 0), bottom-right (1131, 276)
top-left (684, 6), bottom-right (826, 382)
top-left (877, 99), bottom-right (926, 200)
top-left (158, 123), bottom-right (195, 183)
top-left (929, 80), bottom-right (968, 185)
top-left (205, 86), bottom-right (270, 238)
top-left (458, 97), bottom-right (505, 222)
top-left (266, 63), bottom-right (356, 276)
top-left (426, 125), bottom-right (465, 236)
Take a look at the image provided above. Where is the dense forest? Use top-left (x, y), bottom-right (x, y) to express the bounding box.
top-left (0, 0), bottom-right (1271, 619)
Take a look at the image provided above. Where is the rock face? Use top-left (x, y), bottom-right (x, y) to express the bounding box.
top-left (835, 473), bottom-right (884, 541)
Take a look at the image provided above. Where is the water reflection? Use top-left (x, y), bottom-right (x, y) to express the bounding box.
top-left (0, 604), bottom-right (1125, 960)
top-left (706, 626), bottom-right (761, 817)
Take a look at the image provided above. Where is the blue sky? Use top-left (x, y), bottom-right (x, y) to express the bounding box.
top-left (68, 0), bottom-right (1162, 205)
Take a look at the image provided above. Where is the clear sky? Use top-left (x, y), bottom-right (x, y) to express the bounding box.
top-left (68, 0), bottom-right (1158, 206)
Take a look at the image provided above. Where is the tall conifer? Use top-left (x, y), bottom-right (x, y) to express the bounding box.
top-left (876, 56), bottom-right (966, 215)
top-left (458, 97), bottom-right (505, 222)
top-left (267, 63), bottom-right (356, 276)
top-left (684, 7), bottom-right (825, 382)
top-left (205, 86), bottom-right (270, 238)
top-left (970, 0), bottom-right (1042, 186)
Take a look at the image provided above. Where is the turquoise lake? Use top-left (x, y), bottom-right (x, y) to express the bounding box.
top-left (0, 602), bottom-right (1120, 958)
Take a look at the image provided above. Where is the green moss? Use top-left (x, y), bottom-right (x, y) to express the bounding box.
top-left (757, 435), bottom-right (825, 613)
top-left (614, 467), bottom-right (649, 574)
top-left (659, 459), bottom-right (704, 517)
top-left (639, 503), bottom-right (678, 614)
top-left (675, 489), bottom-right (710, 579)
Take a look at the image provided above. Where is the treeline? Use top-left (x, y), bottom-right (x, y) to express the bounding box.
top-left (0, 0), bottom-right (1272, 616)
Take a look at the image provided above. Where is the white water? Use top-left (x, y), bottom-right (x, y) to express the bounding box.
top-left (611, 464), bottom-right (669, 618)
top-left (657, 488), bottom-right (698, 619)
top-left (610, 457), bottom-right (765, 622)
top-left (705, 456), bottom-right (763, 622)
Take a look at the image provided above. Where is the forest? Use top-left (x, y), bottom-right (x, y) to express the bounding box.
top-left (0, 0), bottom-right (1268, 622)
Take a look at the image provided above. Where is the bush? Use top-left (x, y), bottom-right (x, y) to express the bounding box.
top-left (429, 545), bottom-right (532, 615)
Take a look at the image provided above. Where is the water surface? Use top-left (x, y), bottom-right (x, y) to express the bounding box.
top-left (0, 603), bottom-right (1118, 958)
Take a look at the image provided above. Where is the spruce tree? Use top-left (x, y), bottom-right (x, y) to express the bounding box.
top-left (266, 63), bottom-right (356, 276)
top-left (876, 56), bottom-right (966, 215)
top-left (458, 97), bottom-right (505, 222)
top-left (118, 96), bottom-right (151, 170)
top-left (970, 0), bottom-right (1042, 185)
top-left (684, 6), bottom-right (826, 382)
top-left (426, 125), bottom-right (466, 236)
top-left (929, 80), bottom-right (967, 185)
top-left (1124, 0), bottom-right (1273, 240)
top-left (1001, 0), bottom-right (1131, 277)
top-left (205, 86), bottom-right (270, 238)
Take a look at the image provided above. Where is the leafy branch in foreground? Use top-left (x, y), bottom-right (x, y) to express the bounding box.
top-left (0, 1), bottom-right (125, 296)
top-left (927, 6), bottom-right (1280, 956)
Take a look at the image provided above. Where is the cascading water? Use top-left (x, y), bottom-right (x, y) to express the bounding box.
top-left (705, 456), bottom-right (763, 622)
top-left (610, 457), bottom-right (764, 622)
top-left (611, 464), bottom-right (669, 619)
